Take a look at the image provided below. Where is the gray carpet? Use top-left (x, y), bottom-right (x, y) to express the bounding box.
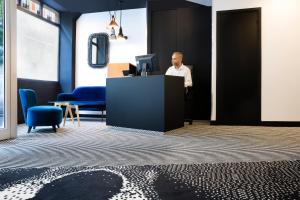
top-left (0, 120), bottom-right (299, 168)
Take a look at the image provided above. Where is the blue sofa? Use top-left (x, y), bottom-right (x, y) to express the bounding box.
top-left (19, 89), bottom-right (63, 133)
top-left (57, 86), bottom-right (106, 115)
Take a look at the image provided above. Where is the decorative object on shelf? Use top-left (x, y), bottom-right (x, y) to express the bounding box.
top-left (88, 33), bottom-right (109, 68)
top-left (117, 0), bottom-right (128, 41)
top-left (20, 0), bottom-right (29, 9)
top-left (17, 0), bottom-right (60, 24)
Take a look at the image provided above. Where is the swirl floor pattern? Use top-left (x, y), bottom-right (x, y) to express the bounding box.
top-left (0, 120), bottom-right (299, 168)
top-left (0, 161), bottom-right (299, 200)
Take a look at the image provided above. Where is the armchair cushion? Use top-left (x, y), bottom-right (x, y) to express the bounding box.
top-left (27, 106), bottom-right (63, 126)
top-left (19, 89), bottom-right (37, 123)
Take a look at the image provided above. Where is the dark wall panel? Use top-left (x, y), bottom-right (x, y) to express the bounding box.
top-left (177, 7), bottom-right (212, 120)
top-left (59, 12), bottom-right (80, 93)
top-left (151, 10), bottom-right (177, 74)
top-left (17, 79), bottom-right (61, 124)
top-left (149, 1), bottom-right (212, 120)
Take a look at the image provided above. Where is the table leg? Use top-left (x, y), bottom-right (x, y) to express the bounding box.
top-left (63, 106), bottom-right (69, 126)
top-left (75, 105), bottom-right (80, 127)
top-left (69, 106), bottom-right (75, 125)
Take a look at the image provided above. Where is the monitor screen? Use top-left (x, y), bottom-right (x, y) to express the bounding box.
top-left (135, 54), bottom-right (159, 75)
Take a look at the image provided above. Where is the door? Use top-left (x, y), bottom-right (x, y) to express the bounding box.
top-left (216, 8), bottom-right (261, 125)
top-left (0, 0), bottom-right (17, 140)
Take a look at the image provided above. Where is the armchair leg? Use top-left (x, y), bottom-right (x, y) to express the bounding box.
top-left (33, 126), bottom-right (36, 129)
top-left (28, 126), bottom-right (32, 133)
top-left (52, 125), bottom-right (57, 132)
top-left (57, 124), bottom-right (60, 128)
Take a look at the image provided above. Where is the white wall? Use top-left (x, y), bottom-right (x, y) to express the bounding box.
top-left (212, 0), bottom-right (300, 121)
top-left (75, 8), bottom-right (147, 86)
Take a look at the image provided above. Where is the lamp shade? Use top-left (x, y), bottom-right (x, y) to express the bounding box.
top-left (108, 15), bottom-right (118, 29)
top-left (118, 27), bottom-right (128, 40)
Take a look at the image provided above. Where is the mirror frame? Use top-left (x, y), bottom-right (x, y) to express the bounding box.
top-left (88, 33), bottom-right (109, 68)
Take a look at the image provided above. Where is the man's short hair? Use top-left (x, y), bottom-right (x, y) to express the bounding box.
top-left (173, 52), bottom-right (183, 59)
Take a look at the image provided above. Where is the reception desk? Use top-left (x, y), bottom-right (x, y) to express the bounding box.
top-left (106, 75), bottom-right (184, 132)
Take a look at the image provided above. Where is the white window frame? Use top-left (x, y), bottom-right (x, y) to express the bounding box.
top-left (0, 0), bottom-right (17, 140)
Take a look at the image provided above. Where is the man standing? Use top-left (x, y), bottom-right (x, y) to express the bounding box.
top-left (165, 52), bottom-right (192, 88)
top-left (166, 52), bottom-right (193, 124)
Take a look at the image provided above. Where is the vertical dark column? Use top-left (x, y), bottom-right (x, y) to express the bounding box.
top-left (151, 9), bottom-right (177, 73)
top-left (177, 7), bottom-right (212, 120)
top-left (59, 12), bottom-right (80, 93)
top-left (148, 1), bottom-right (212, 120)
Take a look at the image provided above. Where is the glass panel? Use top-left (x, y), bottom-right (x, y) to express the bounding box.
top-left (17, 10), bottom-right (59, 81)
top-left (0, 0), bottom-right (4, 128)
top-left (92, 38), bottom-right (97, 65)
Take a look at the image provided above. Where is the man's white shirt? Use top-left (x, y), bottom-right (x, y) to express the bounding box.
top-left (165, 64), bottom-right (192, 87)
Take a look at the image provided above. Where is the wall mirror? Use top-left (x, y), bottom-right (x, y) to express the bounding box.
top-left (88, 33), bottom-right (109, 68)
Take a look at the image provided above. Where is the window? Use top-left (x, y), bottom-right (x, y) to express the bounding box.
top-left (17, 10), bottom-right (59, 81)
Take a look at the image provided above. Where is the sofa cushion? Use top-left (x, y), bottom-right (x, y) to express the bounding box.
top-left (72, 87), bottom-right (106, 101)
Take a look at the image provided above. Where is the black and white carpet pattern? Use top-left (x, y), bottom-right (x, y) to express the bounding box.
top-left (0, 160), bottom-right (299, 200)
top-left (0, 121), bottom-right (299, 168)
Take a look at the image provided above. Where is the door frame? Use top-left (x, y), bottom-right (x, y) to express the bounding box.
top-left (216, 8), bottom-right (262, 125)
top-left (0, 0), bottom-right (17, 140)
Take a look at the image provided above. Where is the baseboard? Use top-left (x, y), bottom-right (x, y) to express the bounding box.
top-left (261, 121), bottom-right (300, 127)
top-left (210, 120), bottom-right (300, 127)
top-left (79, 114), bottom-right (106, 119)
top-left (210, 121), bottom-right (261, 126)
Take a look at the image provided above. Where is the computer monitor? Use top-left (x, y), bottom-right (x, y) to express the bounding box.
top-left (135, 54), bottom-right (159, 75)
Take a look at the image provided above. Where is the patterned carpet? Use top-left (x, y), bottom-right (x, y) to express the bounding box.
top-left (0, 120), bottom-right (299, 168)
top-left (0, 161), bottom-right (299, 199)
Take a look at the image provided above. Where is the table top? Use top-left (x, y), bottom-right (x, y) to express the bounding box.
top-left (49, 101), bottom-right (71, 105)
top-left (49, 101), bottom-right (105, 106)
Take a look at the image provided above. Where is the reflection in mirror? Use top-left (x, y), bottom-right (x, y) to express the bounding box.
top-left (88, 33), bottom-right (109, 68)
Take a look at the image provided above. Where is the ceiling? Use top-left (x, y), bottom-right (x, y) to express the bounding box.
top-left (41, 0), bottom-right (147, 13)
top-left (40, 0), bottom-right (211, 14)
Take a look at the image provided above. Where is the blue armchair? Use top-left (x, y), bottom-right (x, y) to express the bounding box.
top-left (19, 89), bottom-right (63, 133)
top-left (57, 86), bottom-right (106, 116)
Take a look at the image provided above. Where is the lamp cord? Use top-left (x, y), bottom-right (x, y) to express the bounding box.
top-left (119, 0), bottom-right (123, 26)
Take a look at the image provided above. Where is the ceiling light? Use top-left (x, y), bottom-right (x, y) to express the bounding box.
top-left (117, 0), bottom-right (128, 41)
